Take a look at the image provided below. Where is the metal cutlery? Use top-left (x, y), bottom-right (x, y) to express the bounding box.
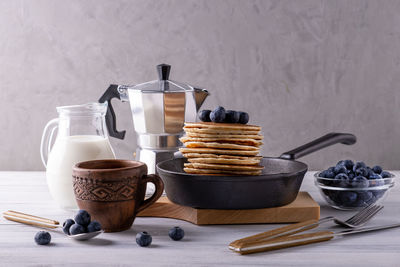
top-left (333, 204), bottom-right (383, 227)
top-left (316, 204), bottom-right (384, 229)
top-left (231, 223), bottom-right (400, 254)
top-left (229, 204), bottom-right (384, 254)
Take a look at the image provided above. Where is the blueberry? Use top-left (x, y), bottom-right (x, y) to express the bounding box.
top-left (366, 167), bottom-right (375, 178)
top-left (372, 165), bottom-right (383, 174)
top-left (322, 189), bottom-right (336, 200)
top-left (69, 224), bottom-right (86, 235)
top-left (318, 171), bottom-right (333, 185)
top-left (168, 226), bottom-right (185, 241)
top-left (355, 167), bottom-right (369, 178)
top-left (210, 106), bottom-right (226, 123)
top-left (333, 173), bottom-right (349, 187)
top-left (34, 231), bottom-right (51, 245)
top-left (353, 162), bottom-right (366, 172)
top-left (238, 111), bottom-right (249, 124)
top-left (327, 166), bottom-right (335, 173)
top-left (318, 170), bottom-right (327, 177)
top-left (62, 219), bottom-right (75, 235)
top-left (198, 110), bottom-right (211, 122)
top-left (136, 231), bottom-right (152, 247)
top-left (369, 173), bottom-right (382, 180)
top-left (348, 172), bottom-right (355, 179)
top-left (336, 160), bottom-right (352, 170)
top-left (351, 176), bottom-right (369, 188)
top-left (371, 189), bottom-right (386, 198)
top-left (336, 160), bottom-right (345, 166)
top-left (342, 160), bottom-right (354, 170)
top-left (334, 165), bottom-right (347, 175)
top-left (74, 210), bottom-right (91, 227)
top-left (87, 221), bottom-right (102, 232)
top-left (319, 170), bottom-right (335, 178)
top-left (381, 171), bottom-right (391, 178)
top-left (357, 191), bottom-right (374, 203)
top-left (339, 191), bottom-right (358, 205)
top-left (224, 110), bottom-right (240, 123)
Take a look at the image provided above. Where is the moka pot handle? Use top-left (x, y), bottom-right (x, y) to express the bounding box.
top-left (99, 84), bottom-right (126, 140)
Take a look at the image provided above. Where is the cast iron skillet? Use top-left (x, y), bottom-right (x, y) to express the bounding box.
top-left (156, 133), bottom-right (356, 209)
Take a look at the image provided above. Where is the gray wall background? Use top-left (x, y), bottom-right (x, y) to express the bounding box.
top-left (1, 0), bottom-right (399, 171)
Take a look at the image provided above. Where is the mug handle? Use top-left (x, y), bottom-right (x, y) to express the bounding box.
top-left (137, 174), bottom-right (164, 213)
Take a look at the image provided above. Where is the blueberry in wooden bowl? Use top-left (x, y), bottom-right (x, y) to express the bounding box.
top-left (315, 160), bottom-right (395, 210)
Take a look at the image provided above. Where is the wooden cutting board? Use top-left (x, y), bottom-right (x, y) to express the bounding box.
top-left (137, 192), bottom-right (320, 225)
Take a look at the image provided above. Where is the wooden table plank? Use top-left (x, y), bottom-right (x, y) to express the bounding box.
top-left (0, 171), bottom-right (399, 266)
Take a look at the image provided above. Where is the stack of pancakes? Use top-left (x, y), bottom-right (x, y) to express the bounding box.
top-left (179, 122), bottom-right (264, 175)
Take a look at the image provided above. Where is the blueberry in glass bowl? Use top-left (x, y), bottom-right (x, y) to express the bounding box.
top-left (315, 160), bottom-right (395, 210)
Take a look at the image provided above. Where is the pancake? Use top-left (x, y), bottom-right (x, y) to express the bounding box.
top-left (181, 121), bottom-right (263, 176)
top-left (187, 157), bottom-right (261, 165)
top-left (180, 136), bottom-right (262, 146)
top-left (181, 153), bottom-right (262, 160)
top-left (183, 167), bottom-right (262, 176)
top-left (186, 132), bottom-right (263, 140)
top-left (179, 147), bottom-right (260, 156)
top-left (184, 163), bottom-right (264, 171)
top-left (183, 141), bottom-right (260, 151)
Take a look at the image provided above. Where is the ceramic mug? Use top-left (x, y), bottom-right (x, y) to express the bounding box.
top-left (72, 159), bottom-right (164, 232)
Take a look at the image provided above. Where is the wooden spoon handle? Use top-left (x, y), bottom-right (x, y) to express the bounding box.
top-left (229, 219), bottom-right (319, 248)
top-left (3, 210), bottom-right (59, 226)
top-left (233, 230), bottom-right (335, 255)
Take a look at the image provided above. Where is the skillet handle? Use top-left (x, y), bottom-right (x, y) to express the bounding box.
top-left (280, 133), bottom-right (356, 160)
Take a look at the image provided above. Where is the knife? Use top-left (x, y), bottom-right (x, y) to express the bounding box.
top-left (232, 223), bottom-right (400, 254)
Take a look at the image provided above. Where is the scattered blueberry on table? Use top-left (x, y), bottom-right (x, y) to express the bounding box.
top-left (34, 231), bottom-right (51, 245)
top-left (317, 160), bottom-right (394, 209)
top-left (136, 231), bottom-right (152, 247)
top-left (168, 226), bottom-right (185, 241)
top-left (199, 106), bottom-right (249, 124)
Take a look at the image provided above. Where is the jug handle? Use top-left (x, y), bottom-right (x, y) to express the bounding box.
top-left (99, 84), bottom-right (126, 140)
top-left (40, 118), bottom-right (59, 168)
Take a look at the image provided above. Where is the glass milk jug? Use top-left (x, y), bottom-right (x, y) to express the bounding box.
top-left (40, 103), bottom-right (116, 210)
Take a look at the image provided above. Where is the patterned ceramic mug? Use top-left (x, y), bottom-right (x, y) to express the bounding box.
top-left (72, 159), bottom-right (164, 232)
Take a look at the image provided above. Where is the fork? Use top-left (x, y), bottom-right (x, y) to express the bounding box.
top-left (332, 204), bottom-right (383, 227)
top-left (229, 204), bottom-right (383, 249)
top-left (318, 204), bottom-right (384, 228)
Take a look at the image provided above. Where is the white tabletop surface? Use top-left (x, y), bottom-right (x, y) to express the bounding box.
top-left (1, 171), bottom-right (399, 266)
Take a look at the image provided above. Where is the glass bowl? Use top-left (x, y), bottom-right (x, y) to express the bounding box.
top-left (314, 172), bottom-right (395, 210)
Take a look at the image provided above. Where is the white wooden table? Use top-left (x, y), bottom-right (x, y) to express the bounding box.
top-left (1, 171), bottom-right (399, 266)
